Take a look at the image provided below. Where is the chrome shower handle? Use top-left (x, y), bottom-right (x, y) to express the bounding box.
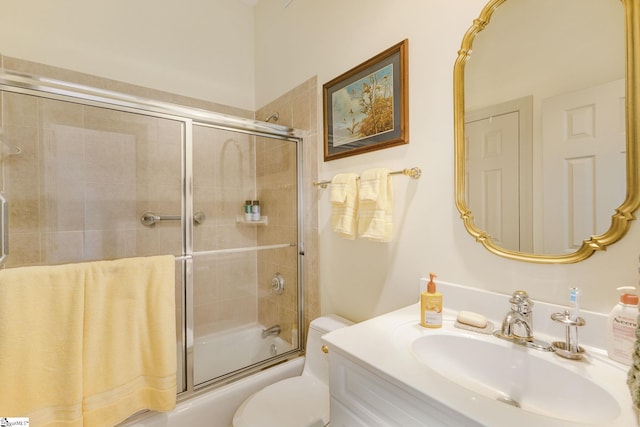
top-left (0, 193), bottom-right (8, 264)
top-left (140, 210), bottom-right (206, 227)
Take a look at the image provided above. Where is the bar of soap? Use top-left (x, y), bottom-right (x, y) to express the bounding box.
top-left (456, 310), bottom-right (488, 328)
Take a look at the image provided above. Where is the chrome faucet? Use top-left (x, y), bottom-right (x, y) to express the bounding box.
top-left (495, 291), bottom-right (552, 351)
top-left (261, 324), bottom-right (281, 338)
top-left (500, 290), bottom-right (534, 341)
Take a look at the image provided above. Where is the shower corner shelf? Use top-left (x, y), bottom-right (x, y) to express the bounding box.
top-left (236, 215), bottom-right (268, 225)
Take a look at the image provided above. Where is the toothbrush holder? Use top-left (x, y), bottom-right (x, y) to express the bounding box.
top-left (550, 310), bottom-right (586, 360)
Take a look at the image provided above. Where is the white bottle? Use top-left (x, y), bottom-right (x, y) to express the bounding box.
top-left (606, 286), bottom-right (638, 365)
top-left (251, 200), bottom-right (260, 221)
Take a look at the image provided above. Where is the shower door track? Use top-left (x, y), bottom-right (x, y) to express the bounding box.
top-left (0, 70), bottom-right (304, 138)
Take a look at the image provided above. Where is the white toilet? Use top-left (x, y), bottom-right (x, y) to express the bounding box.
top-left (232, 315), bottom-right (353, 427)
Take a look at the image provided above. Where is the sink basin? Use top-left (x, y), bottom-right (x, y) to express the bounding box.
top-left (411, 331), bottom-right (621, 425)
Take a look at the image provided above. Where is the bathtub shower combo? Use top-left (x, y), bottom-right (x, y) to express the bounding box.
top-left (0, 70), bottom-right (306, 408)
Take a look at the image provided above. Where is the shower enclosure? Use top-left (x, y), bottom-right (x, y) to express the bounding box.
top-left (0, 70), bottom-right (305, 396)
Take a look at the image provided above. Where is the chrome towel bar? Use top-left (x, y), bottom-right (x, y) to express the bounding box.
top-left (140, 211), bottom-right (206, 227)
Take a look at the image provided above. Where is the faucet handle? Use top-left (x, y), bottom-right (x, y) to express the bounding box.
top-left (509, 290), bottom-right (530, 304)
top-left (509, 290), bottom-right (533, 314)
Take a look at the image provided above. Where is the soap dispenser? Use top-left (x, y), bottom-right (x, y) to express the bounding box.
top-left (606, 286), bottom-right (638, 365)
top-left (420, 273), bottom-right (442, 328)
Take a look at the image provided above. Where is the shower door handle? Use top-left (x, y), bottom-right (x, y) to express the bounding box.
top-left (0, 192), bottom-right (8, 264)
top-left (140, 210), bottom-right (206, 227)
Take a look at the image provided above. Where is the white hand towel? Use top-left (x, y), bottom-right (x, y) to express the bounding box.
top-left (358, 168), bottom-right (393, 242)
top-left (330, 173), bottom-right (359, 239)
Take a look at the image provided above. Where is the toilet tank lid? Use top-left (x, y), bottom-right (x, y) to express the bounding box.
top-left (309, 314), bottom-right (353, 333)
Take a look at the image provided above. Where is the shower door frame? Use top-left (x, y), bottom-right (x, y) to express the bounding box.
top-left (0, 70), bottom-right (307, 399)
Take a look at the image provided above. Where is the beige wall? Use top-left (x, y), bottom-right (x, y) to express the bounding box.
top-left (0, 0), bottom-right (256, 110)
top-left (254, 0), bottom-right (639, 321)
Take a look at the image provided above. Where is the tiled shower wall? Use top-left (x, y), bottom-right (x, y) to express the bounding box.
top-left (256, 77), bottom-right (320, 340)
top-left (0, 56), bottom-right (320, 337)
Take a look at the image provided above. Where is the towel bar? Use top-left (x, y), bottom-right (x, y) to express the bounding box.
top-left (312, 166), bottom-right (422, 189)
top-left (140, 210), bottom-right (206, 227)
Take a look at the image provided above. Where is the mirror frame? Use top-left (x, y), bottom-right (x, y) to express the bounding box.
top-left (454, 0), bottom-right (640, 264)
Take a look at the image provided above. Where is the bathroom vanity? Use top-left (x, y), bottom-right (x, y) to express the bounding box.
top-left (322, 282), bottom-right (636, 427)
top-left (327, 347), bottom-right (481, 427)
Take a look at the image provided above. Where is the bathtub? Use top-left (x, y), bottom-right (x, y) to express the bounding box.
top-left (121, 324), bottom-right (302, 427)
top-left (194, 324), bottom-right (293, 384)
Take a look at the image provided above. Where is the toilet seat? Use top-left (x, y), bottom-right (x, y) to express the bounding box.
top-left (232, 375), bottom-right (329, 427)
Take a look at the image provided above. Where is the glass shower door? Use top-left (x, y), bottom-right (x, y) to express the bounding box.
top-left (1, 76), bottom-right (305, 396)
top-left (0, 90), bottom-right (188, 392)
top-left (191, 125), bottom-right (301, 387)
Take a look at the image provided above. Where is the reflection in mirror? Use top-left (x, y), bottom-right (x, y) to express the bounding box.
top-left (454, 0), bottom-right (640, 263)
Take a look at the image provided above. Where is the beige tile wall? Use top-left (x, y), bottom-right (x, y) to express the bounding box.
top-left (256, 137), bottom-right (299, 342)
top-left (256, 77), bottom-right (320, 342)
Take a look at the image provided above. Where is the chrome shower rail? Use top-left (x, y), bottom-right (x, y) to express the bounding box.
top-left (0, 69), bottom-right (306, 139)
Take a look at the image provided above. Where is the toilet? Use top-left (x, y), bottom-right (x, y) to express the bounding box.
top-left (232, 315), bottom-right (353, 427)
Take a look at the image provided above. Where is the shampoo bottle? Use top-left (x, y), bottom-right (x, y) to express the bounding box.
top-left (606, 286), bottom-right (638, 365)
top-left (420, 273), bottom-right (442, 328)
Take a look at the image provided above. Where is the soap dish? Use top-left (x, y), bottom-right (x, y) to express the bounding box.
top-left (454, 320), bottom-right (495, 335)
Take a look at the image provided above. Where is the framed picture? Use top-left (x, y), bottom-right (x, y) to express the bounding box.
top-left (323, 39), bottom-right (409, 161)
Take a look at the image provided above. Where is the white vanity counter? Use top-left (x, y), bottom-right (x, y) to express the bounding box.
top-left (322, 283), bottom-right (636, 427)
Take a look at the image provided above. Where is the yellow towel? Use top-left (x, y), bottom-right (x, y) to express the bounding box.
top-left (358, 168), bottom-right (393, 242)
top-left (82, 255), bottom-right (177, 426)
top-left (0, 263), bottom-right (85, 426)
top-left (0, 255), bottom-right (176, 427)
top-left (330, 173), bottom-right (359, 240)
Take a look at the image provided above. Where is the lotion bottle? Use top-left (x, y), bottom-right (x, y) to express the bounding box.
top-left (606, 286), bottom-right (638, 365)
top-left (420, 273), bottom-right (442, 328)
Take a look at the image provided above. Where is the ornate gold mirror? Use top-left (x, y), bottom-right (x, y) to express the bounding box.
top-left (454, 0), bottom-right (639, 263)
